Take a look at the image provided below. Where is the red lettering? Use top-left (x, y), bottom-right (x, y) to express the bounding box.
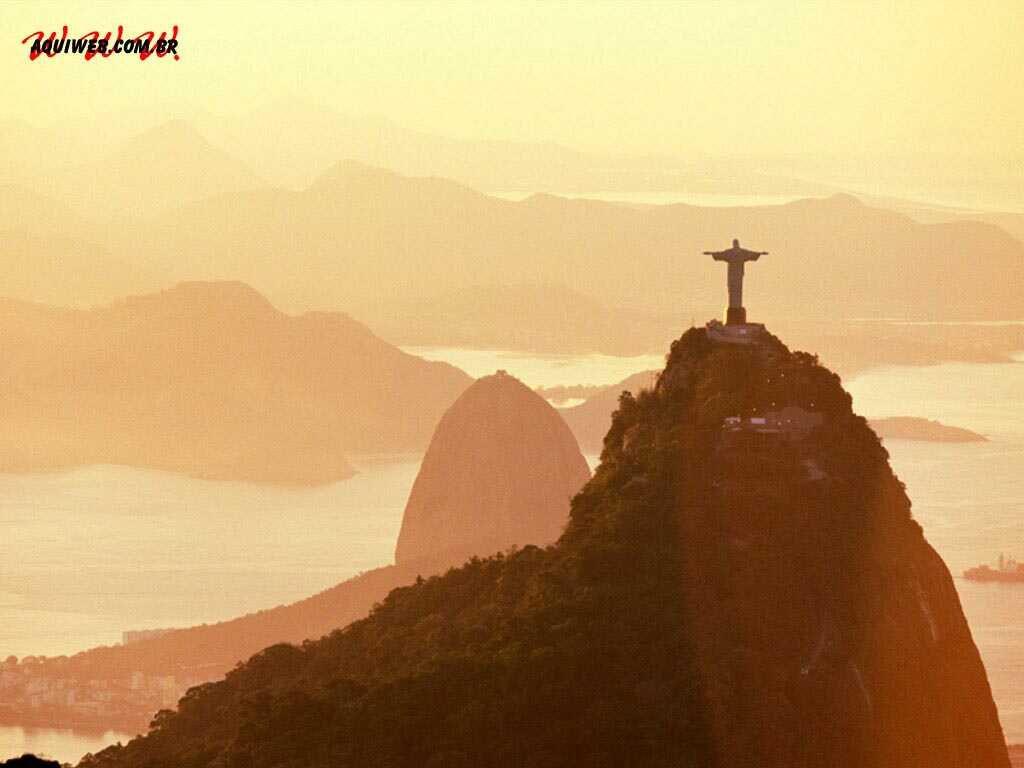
top-left (80, 32), bottom-right (98, 60)
top-left (22, 27), bottom-right (69, 60)
top-left (154, 26), bottom-right (179, 59)
top-left (133, 31), bottom-right (154, 60)
top-left (21, 31), bottom-right (44, 61)
top-left (22, 25), bottom-right (177, 61)
top-left (45, 26), bottom-right (68, 58)
top-left (80, 29), bottom-right (120, 61)
top-left (102, 26), bottom-right (124, 58)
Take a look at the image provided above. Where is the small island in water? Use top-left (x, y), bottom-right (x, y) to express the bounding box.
top-left (868, 416), bottom-right (987, 443)
top-left (965, 554), bottom-right (1024, 583)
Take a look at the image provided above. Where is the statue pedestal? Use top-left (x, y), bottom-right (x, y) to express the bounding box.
top-left (726, 306), bottom-right (747, 325)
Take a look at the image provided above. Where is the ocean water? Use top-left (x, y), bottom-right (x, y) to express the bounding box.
top-left (2, 352), bottom-right (1023, 761)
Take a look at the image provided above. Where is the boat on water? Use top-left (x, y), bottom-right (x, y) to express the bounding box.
top-left (964, 554), bottom-right (1024, 583)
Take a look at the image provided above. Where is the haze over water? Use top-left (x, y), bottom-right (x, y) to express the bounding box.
top-left (0, 455), bottom-right (419, 660)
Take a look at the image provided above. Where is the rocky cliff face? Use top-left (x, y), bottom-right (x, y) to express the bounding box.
top-left (80, 328), bottom-right (1009, 768)
top-left (395, 370), bottom-right (592, 568)
top-left (656, 328), bottom-right (1009, 767)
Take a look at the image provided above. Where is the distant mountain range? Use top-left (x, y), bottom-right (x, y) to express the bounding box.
top-left (11, 120), bottom-right (265, 218)
top-left (0, 282), bottom-right (470, 483)
top-left (11, 109), bottom-right (1022, 211)
top-left (360, 283), bottom-right (679, 355)
top-left (3, 118), bottom-right (1024, 356)
top-left (101, 163), bottom-right (1024, 320)
top-left (2, 106), bottom-right (832, 198)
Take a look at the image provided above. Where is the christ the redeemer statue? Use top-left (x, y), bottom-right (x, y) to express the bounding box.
top-left (704, 239), bottom-right (767, 325)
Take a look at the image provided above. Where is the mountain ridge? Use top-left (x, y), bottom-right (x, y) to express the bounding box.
top-left (3, 150), bottom-right (1024, 337)
top-left (0, 281), bottom-right (471, 483)
top-left (77, 325), bottom-right (1009, 768)
top-left (125, 163), bottom-right (1024, 323)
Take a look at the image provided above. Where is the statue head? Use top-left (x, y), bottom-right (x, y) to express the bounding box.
top-left (732, 238), bottom-right (740, 248)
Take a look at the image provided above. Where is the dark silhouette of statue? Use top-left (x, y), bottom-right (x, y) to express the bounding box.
top-left (704, 238), bottom-right (767, 324)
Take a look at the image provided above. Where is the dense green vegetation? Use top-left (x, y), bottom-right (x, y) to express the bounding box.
top-left (80, 328), bottom-right (1008, 768)
top-left (81, 330), bottom-right (718, 768)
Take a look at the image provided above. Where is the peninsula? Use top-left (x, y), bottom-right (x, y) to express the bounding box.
top-left (868, 417), bottom-right (987, 443)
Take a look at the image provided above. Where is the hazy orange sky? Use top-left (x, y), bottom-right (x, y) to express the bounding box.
top-left (4, 0), bottom-right (1022, 158)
